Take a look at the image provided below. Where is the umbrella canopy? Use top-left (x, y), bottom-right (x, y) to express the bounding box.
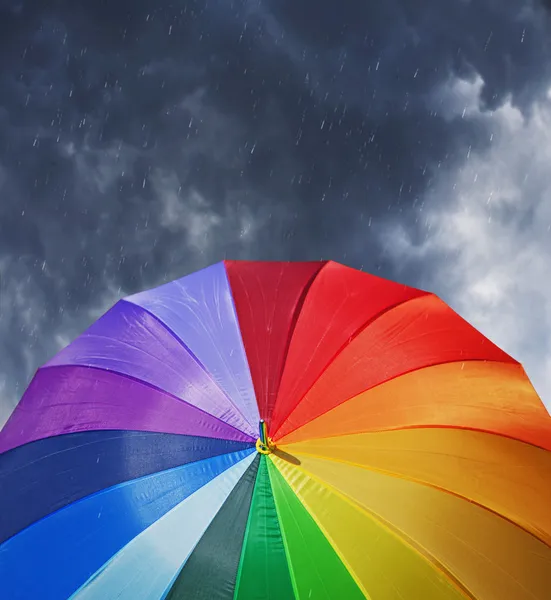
top-left (1, 260), bottom-right (551, 600)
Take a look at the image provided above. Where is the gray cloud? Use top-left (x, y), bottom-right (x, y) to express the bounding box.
top-left (1, 0), bottom-right (551, 422)
top-left (383, 79), bottom-right (551, 407)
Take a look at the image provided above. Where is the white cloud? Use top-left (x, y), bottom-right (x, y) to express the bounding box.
top-left (429, 73), bottom-right (487, 122)
top-left (152, 169), bottom-right (266, 254)
top-left (62, 137), bottom-right (138, 195)
top-left (154, 170), bottom-right (222, 250)
top-left (384, 74), bottom-right (551, 410)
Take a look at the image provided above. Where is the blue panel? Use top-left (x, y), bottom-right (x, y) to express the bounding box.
top-left (0, 430), bottom-right (254, 543)
top-left (0, 448), bottom-right (255, 600)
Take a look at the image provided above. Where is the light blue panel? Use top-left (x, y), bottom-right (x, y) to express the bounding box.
top-left (71, 452), bottom-right (256, 600)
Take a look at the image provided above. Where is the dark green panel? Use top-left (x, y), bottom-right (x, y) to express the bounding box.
top-left (165, 456), bottom-right (260, 600)
top-left (234, 456), bottom-right (295, 600)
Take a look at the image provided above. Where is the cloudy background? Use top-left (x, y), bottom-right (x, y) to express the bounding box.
top-left (1, 0), bottom-right (551, 426)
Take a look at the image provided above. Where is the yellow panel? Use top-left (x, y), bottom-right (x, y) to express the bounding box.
top-left (271, 455), bottom-right (469, 600)
top-left (281, 428), bottom-right (551, 547)
top-left (276, 361), bottom-right (551, 451)
top-left (284, 453), bottom-right (551, 600)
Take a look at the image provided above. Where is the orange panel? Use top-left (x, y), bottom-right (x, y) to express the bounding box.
top-left (276, 361), bottom-right (551, 450)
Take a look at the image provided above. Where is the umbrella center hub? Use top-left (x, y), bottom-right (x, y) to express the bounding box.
top-left (256, 419), bottom-right (275, 454)
top-left (256, 437), bottom-right (276, 455)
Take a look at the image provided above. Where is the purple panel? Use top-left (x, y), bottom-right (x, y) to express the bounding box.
top-left (125, 263), bottom-right (259, 429)
top-left (44, 300), bottom-right (255, 438)
top-left (0, 366), bottom-right (254, 454)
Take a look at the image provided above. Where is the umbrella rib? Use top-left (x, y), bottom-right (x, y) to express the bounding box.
top-left (120, 299), bottom-right (258, 432)
top-left (36, 363), bottom-right (256, 441)
top-left (274, 358), bottom-right (523, 444)
top-left (271, 292), bottom-right (432, 439)
top-left (278, 460), bottom-right (478, 600)
top-left (273, 262), bottom-right (327, 422)
top-left (266, 458), bottom-right (369, 600)
top-left (282, 421), bottom-right (551, 454)
top-left (288, 450), bottom-right (551, 551)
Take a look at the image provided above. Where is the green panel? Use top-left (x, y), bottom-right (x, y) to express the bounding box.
top-left (234, 456), bottom-right (295, 600)
top-left (267, 459), bottom-right (366, 600)
top-left (165, 456), bottom-right (260, 600)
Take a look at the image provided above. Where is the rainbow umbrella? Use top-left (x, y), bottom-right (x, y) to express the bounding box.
top-left (1, 260), bottom-right (551, 600)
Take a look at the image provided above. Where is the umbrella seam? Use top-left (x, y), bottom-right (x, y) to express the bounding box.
top-left (275, 457), bottom-right (477, 600)
top-left (271, 291), bottom-right (434, 438)
top-left (285, 449), bottom-right (551, 550)
top-left (274, 358), bottom-right (535, 444)
top-left (35, 363), bottom-right (256, 441)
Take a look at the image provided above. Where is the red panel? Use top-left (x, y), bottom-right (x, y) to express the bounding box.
top-left (224, 260), bottom-right (325, 426)
top-left (273, 293), bottom-right (517, 441)
top-left (270, 262), bottom-right (429, 434)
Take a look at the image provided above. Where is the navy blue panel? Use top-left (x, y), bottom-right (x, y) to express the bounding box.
top-left (0, 449), bottom-right (255, 600)
top-left (0, 430), bottom-right (254, 543)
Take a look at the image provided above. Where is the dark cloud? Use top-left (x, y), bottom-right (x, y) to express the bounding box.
top-left (1, 0), bottom-right (551, 419)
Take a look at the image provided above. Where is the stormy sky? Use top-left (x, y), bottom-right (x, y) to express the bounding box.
top-left (1, 0), bottom-right (551, 425)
